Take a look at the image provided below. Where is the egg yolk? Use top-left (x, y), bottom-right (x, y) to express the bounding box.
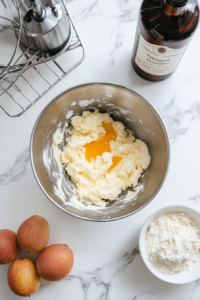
top-left (84, 123), bottom-right (122, 171)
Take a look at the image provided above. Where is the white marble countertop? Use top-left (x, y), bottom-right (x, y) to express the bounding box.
top-left (0, 0), bottom-right (200, 299)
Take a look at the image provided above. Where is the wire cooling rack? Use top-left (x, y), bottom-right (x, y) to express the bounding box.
top-left (0, 0), bottom-right (86, 117)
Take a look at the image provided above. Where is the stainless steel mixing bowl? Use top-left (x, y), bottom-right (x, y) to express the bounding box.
top-left (30, 83), bottom-right (170, 221)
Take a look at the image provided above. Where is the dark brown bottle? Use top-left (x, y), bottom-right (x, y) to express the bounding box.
top-left (132, 0), bottom-right (199, 81)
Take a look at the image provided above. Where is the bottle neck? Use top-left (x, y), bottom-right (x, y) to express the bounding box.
top-left (164, 0), bottom-right (188, 16)
top-left (166, 0), bottom-right (188, 7)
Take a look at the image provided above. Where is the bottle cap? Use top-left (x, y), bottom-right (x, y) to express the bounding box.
top-left (167, 0), bottom-right (188, 7)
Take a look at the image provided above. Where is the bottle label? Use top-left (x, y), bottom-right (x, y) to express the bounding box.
top-left (135, 35), bottom-right (187, 76)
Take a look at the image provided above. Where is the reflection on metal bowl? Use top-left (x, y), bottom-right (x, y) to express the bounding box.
top-left (30, 83), bottom-right (170, 221)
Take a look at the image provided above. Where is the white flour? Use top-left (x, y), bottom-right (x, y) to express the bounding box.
top-left (145, 212), bottom-right (200, 274)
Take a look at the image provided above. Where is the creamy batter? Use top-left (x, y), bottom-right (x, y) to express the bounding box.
top-left (54, 110), bottom-right (150, 206)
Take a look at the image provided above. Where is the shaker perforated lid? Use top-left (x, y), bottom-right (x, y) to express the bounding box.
top-left (20, 0), bottom-right (71, 55)
top-left (23, 1), bottom-right (63, 36)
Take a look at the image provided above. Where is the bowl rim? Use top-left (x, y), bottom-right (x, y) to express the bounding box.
top-left (30, 82), bottom-right (170, 222)
top-left (139, 204), bottom-right (200, 284)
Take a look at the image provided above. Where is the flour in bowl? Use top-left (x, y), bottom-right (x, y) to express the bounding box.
top-left (145, 212), bottom-right (200, 274)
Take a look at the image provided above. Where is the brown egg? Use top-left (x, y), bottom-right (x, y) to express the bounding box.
top-left (0, 229), bottom-right (19, 264)
top-left (17, 215), bottom-right (50, 253)
top-left (36, 244), bottom-right (74, 281)
top-left (8, 258), bottom-right (40, 296)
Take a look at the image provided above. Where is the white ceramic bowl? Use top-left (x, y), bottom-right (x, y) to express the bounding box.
top-left (139, 205), bottom-right (200, 284)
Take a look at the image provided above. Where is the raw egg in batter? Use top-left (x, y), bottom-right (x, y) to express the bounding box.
top-left (84, 123), bottom-right (122, 171)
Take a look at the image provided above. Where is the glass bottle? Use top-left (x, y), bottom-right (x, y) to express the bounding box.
top-left (131, 0), bottom-right (199, 81)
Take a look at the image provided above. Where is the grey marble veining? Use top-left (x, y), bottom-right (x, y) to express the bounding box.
top-left (190, 280), bottom-right (200, 300)
top-left (67, 0), bottom-right (141, 65)
top-left (160, 96), bottom-right (200, 144)
top-left (187, 196), bottom-right (200, 204)
top-left (133, 291), bottom-right (155, 300)
top-left (0, 148), bottom-right (29, 185)
top-left (0, 0), bottom-right (6, 9)
top-left (40, 247), bottom-right (140, 300)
